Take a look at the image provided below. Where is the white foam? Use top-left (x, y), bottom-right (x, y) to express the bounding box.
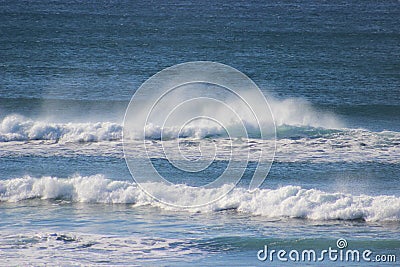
top-left (0, 93), bottom-right (344, 142)
top-left (0, 127), bottom-right (398, 163)
top-left (0, 231), bottom-right (202, 265)
top-left (0, 94), bottom-right (342, 142)
top-left (0, 91), bottom-right (347, 143)
top-left (0, 115), bottom-right (121, 142)
top-left (0, 175), bottom-right (139, 203)
top-left (1, 175), bottom-right (399, 222)
top-left (269, 97), bottom-right (342, 129)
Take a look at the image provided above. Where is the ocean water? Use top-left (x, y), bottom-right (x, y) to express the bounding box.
top-left (1, 0), bottom-right (399, 266)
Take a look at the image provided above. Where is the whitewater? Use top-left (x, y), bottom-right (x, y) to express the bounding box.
top-left (1, 1), bottom-right (399, 265)
top-left (1, 113), bottom-right (399, 164)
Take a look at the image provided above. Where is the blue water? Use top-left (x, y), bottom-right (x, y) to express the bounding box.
top-left (1, 0), bottom-right (399, 266)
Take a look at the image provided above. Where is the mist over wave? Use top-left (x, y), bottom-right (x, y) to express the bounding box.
top-left (0, 95), bottom-right (344, 141)
top-left (1, 175), bottom-right (399, 222)
top-left (1, 114), bottom-right (398, 164)
top-left (269, 97), bottom-right (342, 128)
top-left (126, 91), bottom-right (343, 140)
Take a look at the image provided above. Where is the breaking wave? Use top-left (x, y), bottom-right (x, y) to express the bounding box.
top-left (0, 96), bottom-right (343, 141)
top-left (1, 175), bottom-right (399, 222)
top-left (0, 114), bottom-right (122, 142)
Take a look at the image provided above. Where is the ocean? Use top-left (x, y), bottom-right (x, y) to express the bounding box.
top-left (0, 0), bottom-right (399, 266)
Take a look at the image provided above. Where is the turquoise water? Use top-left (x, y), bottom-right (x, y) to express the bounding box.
top-left (0, 0), bottom-right (399, 266)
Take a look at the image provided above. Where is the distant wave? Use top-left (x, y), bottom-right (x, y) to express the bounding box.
top-left (126, 95), bottom-right (343, 140)
top-left (0, 95), bottom-right (344, 141)
top-left (0, 114), bottom-right (398, 163)
top-left (0, 113), bottom-right (341, 142)
top-left (1, 175), bottom-right (399, 222)
top-left (0, 115), bottom-right (122, 142)
top-left (0, 113), bottom-right (397, 142)
top-left (0, 231), bottom-right (201, 265)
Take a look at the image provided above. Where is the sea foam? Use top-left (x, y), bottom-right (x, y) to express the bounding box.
top-left (0, 114), bottom-right (122, 142)
top-left (1, 175), bottom-right (399, 222)
top-left (0, 96), bottom-right (342, 142)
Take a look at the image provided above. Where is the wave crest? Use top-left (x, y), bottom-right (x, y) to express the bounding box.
top-left (0, 96), bottom-right (343, 142)
top-left (1, 175), bottom-right (399, 222)
top-left (0, 115), bottom-right (122, 142)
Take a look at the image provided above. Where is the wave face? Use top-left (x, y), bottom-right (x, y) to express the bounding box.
top-left (1, 175), bottom-right (399, 222)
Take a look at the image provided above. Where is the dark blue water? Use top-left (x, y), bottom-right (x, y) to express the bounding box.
top-left (2, 0), bottom-right (399, 104)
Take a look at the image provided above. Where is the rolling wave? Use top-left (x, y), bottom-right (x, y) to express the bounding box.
top-left (0, 113), bottom-right (394, 142)
top-left (0, 114), bottom-right (398, 163)
top-left (0, 96), bottom-right (344, 141)
top-left (0, 115), bottom-right (122, 142)
top-left (1, 175), bottom-right (399, 222)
